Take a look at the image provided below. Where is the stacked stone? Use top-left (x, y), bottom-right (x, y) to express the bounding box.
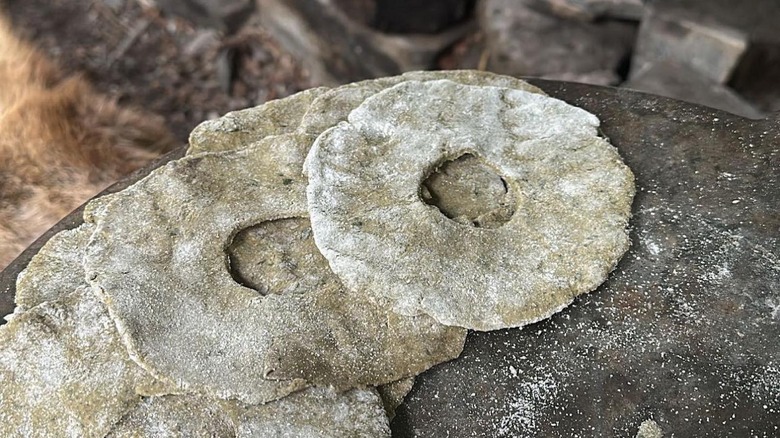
top-left (0, 71), bottom-right (634, 436)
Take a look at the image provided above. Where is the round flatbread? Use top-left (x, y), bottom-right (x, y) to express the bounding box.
top-left (305, 79), bottom-right (635, 330)
top-left (84, 133), bottom-right (465, 405)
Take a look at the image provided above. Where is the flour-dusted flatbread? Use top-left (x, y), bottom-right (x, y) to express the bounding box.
top-left (109, 388), bottom-right (390, 438)
top-left (376, 377), bottom-right (416, 421)
top-left (107, 395), bottom-right (234, 438)
top-left (0, 287), bottom-right (170, 437)
top-left (12, 193), bottom-right (127, 315)
top-left (187, 87), bottom-right (330, 155)
top-left (227, 217), bottom-right (463, 388)
top-left (305, 79), bottom-right (635, 330)
top-left (85, 133), bottom-right (465, 405)
top-left (297, 70), bottom-right (546, 137)
top-left (13, 225), bottom-right (91, 312)
top-left (221, 387), bottom-right (390, 437)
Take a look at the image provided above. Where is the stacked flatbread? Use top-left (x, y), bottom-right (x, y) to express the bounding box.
top-left (0, 71), bottom-right (635, 436)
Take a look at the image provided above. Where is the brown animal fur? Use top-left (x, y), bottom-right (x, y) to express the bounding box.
top-left (0, 14), bottom-right (177, 270)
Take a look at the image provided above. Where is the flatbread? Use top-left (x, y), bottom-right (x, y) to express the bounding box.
top-left (84, 134), bottom-right (465, 404)
top-left (13, 225), bottom-right (91, 312)
top-left (13, 193), bottom-right (118, 313)
top-left (0, 287), bottom-right (169, 437)
top-left (187, 87), bottom-right (330, 155)
top-left (305, 79), bottom-right (635, 330)
top-left (296, 70), bottom-right (546, 137)
top-left (108, 388), bottom-right (391, 438)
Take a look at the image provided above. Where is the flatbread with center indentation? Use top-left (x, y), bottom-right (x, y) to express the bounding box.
top-left (305, 79), bottom-right (635, 330)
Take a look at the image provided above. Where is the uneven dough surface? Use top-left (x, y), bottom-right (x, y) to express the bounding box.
top-left (420, 153), bottom-right (516, 228)
top-left (85, 134), bottom-right (464, 405)
top-left (108, 387), bottom-right (391, 438)
top-left (0, 288), bottom-right (167, 437)
top-left (221, 387), bottom-right (391, 438)
top-left (187, 86), bottom-right (329, 155)
top-left (377, 377), bottom-right (416, 421)
top-left (107, 395), bottom-right (235, 438)
top-left (12, 193), bottom-right (128, 316)
top-left (2, 71), bottom-right (637, 435)
top-left (305, 79), bottom-right (635, 330)
top-left (297, 70), bottom-right (546, 137)
top-left (13, 225), bottom-right (90, 311)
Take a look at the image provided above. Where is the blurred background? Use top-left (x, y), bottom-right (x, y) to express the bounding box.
top-left (4, 0), bottom-right (778, 143)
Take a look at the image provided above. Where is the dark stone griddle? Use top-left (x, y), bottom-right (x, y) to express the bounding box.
top-left (1, 81), bottom-right (778, 436)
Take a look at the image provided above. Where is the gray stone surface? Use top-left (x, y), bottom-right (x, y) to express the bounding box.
top-left (255, 0), bottom-right (470, 84)
top-left (152, 0), bottom-right (255, 33)
top-left (479, 0), bottom-right (636, 85)
top-left (305, 79), bottom-right (634, 330)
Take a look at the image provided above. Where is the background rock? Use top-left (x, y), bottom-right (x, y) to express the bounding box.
top-left (478, 0), bottom-right (637, 85)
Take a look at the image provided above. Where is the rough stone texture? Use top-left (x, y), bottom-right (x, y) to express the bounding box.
top-left (221, 387), bottom-right (391, 437)
top-left (0, 287), bottom-right (169, 437)
top-left (306, 79), bottom-right (635, 330)
top-left (479, 0), bottom-right (637, 86)
top-left (85, 134), bottom-right (465, 404)
top-left (151, 0), bottom-right (255, 34)
top-left (537, 0), bottom-right (646, 21)
top-left (646, 0), bottom-right (780, 113)
top-left (108, 387), bottom-right (390, 437)
top-left (187, 86), bottom-right (329, 155)
top-left (730, 42), bottom-right (780, 114)
top-left (630, 6), bottom-right (747, 85)
top-left (649, 0), bottom-right (780, 45)
top-left (369, 0), bottom-right (473, 34)
top-left (623, 59), bottom-right (764, 119)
